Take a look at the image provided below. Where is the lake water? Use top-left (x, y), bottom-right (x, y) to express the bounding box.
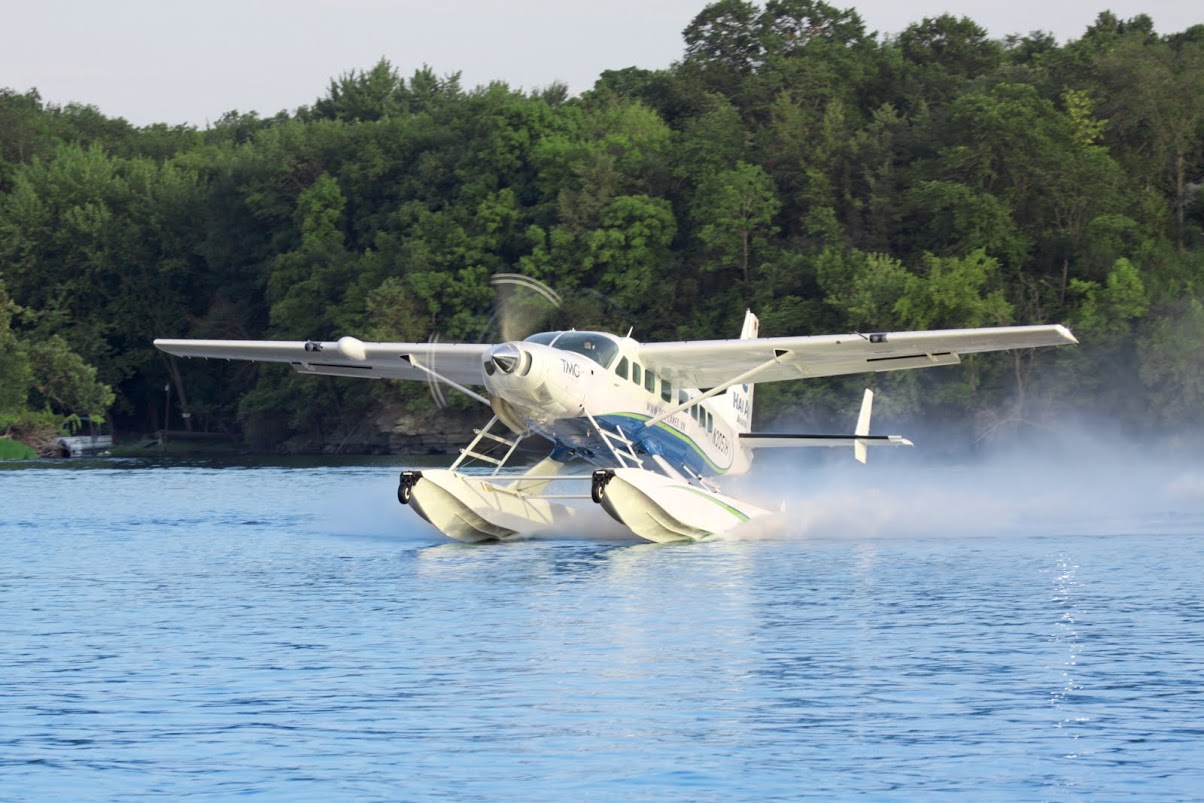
top-left (3, 449), bottom-right (1204, 800)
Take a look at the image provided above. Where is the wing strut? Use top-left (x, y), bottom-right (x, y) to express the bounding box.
top-left (643, 353), bottom-right (788, 428)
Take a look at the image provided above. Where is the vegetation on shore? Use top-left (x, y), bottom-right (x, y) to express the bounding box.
top-left (1, 281), bottom-right (114, 454)
top-left (1, 3), bottom-right (1201, 453)
top-left (0, 437), bottom-right (38, 460)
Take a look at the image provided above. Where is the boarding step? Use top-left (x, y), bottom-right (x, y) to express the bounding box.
top-left (585, 411), bottom-right (643, 469)
top-left (451, 415), bottom-right (525, 473)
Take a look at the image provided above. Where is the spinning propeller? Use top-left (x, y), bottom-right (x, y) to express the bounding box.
top-left (423, 273), bottom-right (563, 410)
top-left (487, 273), bottom-right (563, 343)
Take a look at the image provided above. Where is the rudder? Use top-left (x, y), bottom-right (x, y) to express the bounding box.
top-left (719, 310), bottom-right (758, 434)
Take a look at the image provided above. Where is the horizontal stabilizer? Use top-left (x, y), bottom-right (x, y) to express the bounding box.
top-left (739, 434), bottom-right (914, 449)
top-left (743, 389), bottom-right (911, 463)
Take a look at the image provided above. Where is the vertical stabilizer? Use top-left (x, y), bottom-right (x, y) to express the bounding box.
top-left (854, 389), bottom-right (873, 464)
top-left (740, 309), bottom-right (759, 340)
top-left (720, 310), bottom-right (759, 434)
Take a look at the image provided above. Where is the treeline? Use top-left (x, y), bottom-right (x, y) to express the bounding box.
top-left (2, 2), bottom-right (1202, 453)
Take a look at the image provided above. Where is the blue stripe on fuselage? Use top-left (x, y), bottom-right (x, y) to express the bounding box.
top-left (533, 413), bottom-right (731, 476)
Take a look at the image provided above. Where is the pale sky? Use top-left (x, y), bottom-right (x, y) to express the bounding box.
top-left (4, 0), bottom-right (1200, 127)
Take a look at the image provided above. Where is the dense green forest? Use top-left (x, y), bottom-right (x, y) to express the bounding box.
top-left (2, 2), bottom-right (1202, 454)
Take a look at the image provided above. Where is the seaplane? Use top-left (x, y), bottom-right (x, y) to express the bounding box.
top-left (155, 276), bottom-right (1077, 543)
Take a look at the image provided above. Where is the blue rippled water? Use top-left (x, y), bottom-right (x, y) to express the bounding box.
top-left (3, 455), bottom-right (1204, 800)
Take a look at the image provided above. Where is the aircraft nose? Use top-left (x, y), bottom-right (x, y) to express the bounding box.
top-left (484, 343), bottom-right (522, 376)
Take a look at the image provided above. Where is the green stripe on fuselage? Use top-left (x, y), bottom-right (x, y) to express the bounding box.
top-left (602, 412), bottom-right (731, 475)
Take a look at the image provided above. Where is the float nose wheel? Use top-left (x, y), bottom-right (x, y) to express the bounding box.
top-left (591, 469), bottom-right (614, 504)
top-left (398, 470), bottom-right (423, 505)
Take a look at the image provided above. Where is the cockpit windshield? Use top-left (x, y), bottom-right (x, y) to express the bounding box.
top-left (523, 332), bottom-right (560, 346)
top-left (523, 331), bottom-right (621, 368)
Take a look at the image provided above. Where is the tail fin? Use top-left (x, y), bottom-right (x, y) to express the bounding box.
top-left (739, 309), bottom-right (759, 340)
top-left (854, 389), bottom-right (873, 464)
top-left (720, 310), bottom-right (758, 435)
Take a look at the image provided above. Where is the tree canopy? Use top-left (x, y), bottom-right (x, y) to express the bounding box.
top-left (2, 5), bottom-right (1202, 453)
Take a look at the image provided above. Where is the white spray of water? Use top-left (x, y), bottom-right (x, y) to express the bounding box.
top-left (725, 428), bottom-right (1204, 542)
top-left (311, 427), bottom-right (1204, 544)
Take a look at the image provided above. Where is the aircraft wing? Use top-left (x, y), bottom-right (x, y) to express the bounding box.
top-left (638, 324), bottom-right (1077, 388)
top-left (154, 337), bottom-right (490, 385)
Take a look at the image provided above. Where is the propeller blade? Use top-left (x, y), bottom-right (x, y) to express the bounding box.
top-left (490, 273), bottom-right (561, 342)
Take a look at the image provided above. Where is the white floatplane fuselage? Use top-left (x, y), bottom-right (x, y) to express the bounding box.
top-left (480, 330), bottom-right (752, 479)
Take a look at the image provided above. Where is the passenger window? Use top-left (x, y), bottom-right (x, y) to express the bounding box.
top-left (661, 379), bottom-right (672, 403)
top-left (679, 390), bottom-right (688, 405)
top-left (616, 356), bottom-right (629, 380)
top-left (706, 412), bottom-right (713, 432)
top-left (632, 363), bottom-right (642, 385)
top-left (645, 369), bottom-right (656, 394)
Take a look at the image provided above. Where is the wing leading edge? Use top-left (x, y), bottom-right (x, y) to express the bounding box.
top-left (153, 337), bottom-right (490, 385)
top-left (638, 324), bottom-right (1077, 387)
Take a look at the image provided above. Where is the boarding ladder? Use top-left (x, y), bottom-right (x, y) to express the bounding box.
top-left (585, 411), bottom-right (644, 470)
top-left (450, 415), bottom-right (525, 475)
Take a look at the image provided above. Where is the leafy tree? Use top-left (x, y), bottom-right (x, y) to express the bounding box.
top-left (682, 0), bottom-right (764, 96)
top-left (895, 251), bottom-right (1013, 330)
top-left (900, 180), bottom-right (1029, 269)
top-left (1096, 37), bottom-right (1204, 250)
top-left (266, 173), bottom-right (353, 337)
top-left (0, 89), bottom-right (53, 180)
top-left (672, 94), bottom-right (748, 183)
top-left (25, 336), bottom-right (116, 420)
top-left (1138, 299), bottom-right (1204, 426)
top-left (310, 59), bottom-right (408, 122)
top-left (694, 161), bottom-right (780, 285)
top-left (816, 247), bottom-right (910, 330)
top-left (896, 15), bottom-right (1002, 105)
top-left (889, 31), bottom-right (983, 146)
top-left (0, 282), bottom-right (31, 416)
top-left (760, 0), bottom-right (867, 50)
top-left (585, 194), bottom-right (677, 316)
top-left (0, 281), bottom-right (114, 451)
top-left (818, 247), bottom-right (1011, 331)
top-left (841, 102), bottom-right (910, 252)
top-left (746, 0), bottom-right (878, 126)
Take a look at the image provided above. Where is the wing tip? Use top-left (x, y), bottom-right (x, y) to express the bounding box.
top-left (1054, 324), bottom-right (1079, 345)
